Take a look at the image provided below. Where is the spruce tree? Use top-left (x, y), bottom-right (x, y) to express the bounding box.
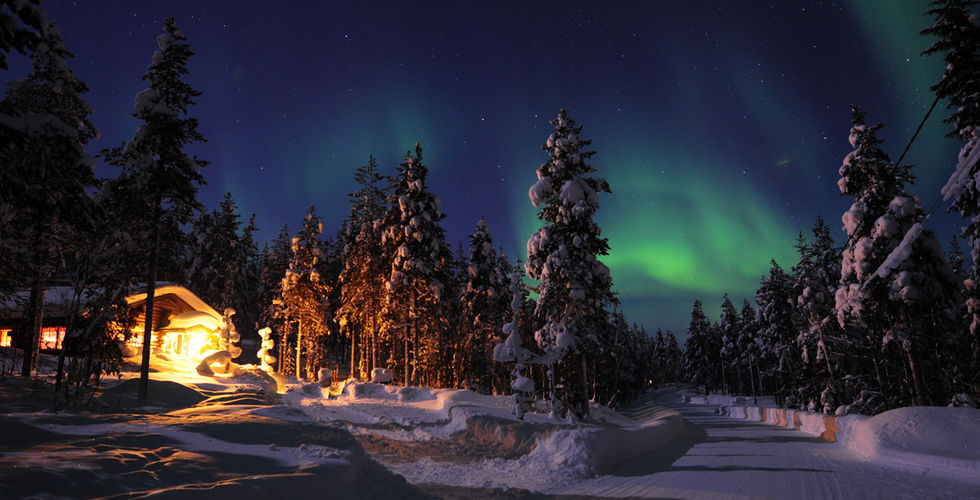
top-left (738, 299), bottom-right (760, 402)
top-left (0, 21), bottom-right (98, 378)
top-left (185, 192), bottom-right (258, 340)
top-left (756, 260), bottom-right (796, 406)
top-left (663, 330), bottom-right (682, 384)
top-left (460, 217), bottom-right (509, 393)
top-left (282, 206), bottom-right (331, 381)
top-left (259, 225), bottom-right (292, 373)
top-left (718, 294), bottom-right (741, 394)
top-left (336, 156), bottom-right (389, 379)
top-left (834, 104), bottom-right (911, 411)
top-left (525, 110), bottom-right (616, 419)
top-left (683, 299), bottom-right (713, 394)
top-left (922, 0), bottom-right (980, 139)
top-left (103, 18), bottom-right (207, 401)
top-left (836, 104), bottom-right (960, 410)
top-left (923, 0), bottom-right (980, 397)
top-left (0, 0), bottom-right (43, 70)
top-left (793, 217), bottom-right (843, 410)
top-left (380, 144), bottom-right (451, 386)
top-left (949, 234), bottom-right (967, 279)
top-left (653, 328), bottom-right (667, 385)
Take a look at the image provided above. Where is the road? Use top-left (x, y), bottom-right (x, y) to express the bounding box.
top-left (548, 390), bottom-right (979, 499)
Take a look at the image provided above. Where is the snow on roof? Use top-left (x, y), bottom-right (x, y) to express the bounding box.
top-left (0, 283), bottom-right (221, 323)
top-left (125, 285), bottom-right (221, 321)
top-left (0, 286), bottom-right (95, 320)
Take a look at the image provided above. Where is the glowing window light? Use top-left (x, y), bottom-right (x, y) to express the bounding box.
top-left (40, 327), bottom-right (66, 350)
top-left (0, 329), bottom-right (12, 348)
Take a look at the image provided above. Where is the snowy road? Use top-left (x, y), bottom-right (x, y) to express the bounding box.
top-left (549, 392), bottom-right (980, 499)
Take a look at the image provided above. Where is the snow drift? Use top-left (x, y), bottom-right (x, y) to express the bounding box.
top-left (717, 400), bottom-right (980, 479)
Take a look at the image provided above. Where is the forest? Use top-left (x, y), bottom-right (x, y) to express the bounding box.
top-left (1, 0), bottom-right (978, 421)
top-left (0, 5), bottom-right (678, 420)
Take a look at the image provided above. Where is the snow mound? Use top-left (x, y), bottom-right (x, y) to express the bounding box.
top-left (96, 378), bottom-right (207, 410)
top-left (717, 399), bottom-right (980, 480)
top-left (842, 406), bottom-right (980, 478)
top-left (527, 407), bottom-right (687, 477)
top-left (396, 386), bottom-right (436, 402)
top-left (345, 381), bottom-right (397, 400)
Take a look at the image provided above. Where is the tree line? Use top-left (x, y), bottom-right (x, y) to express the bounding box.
top-left (683, 0), bottom-right (980, 414)
top-left (0, 5), bottom-right (674, 415)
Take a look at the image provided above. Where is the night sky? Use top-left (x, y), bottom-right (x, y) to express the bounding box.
top-left (6, 1), bottom-right (967, 338)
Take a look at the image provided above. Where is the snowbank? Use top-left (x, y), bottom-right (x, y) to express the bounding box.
top-left (529, 407), bottom-right (687, 476)
top-left (285, 380), bottom-right (689, 484)
top-left (840, 406), bottom-right (980, 479)
top-left (718, 405), bottom-right (842, 442)
top-left (717, 402), bottom-right (980, 479)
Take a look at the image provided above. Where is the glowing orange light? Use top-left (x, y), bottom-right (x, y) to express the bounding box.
top-left (40, 327), bottom-right (66, 350)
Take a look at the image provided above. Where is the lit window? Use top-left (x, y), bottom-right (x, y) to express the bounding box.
top-left (0, 329), bottom-right (11, 348)
top-left (40, 327), bottom-right (66, 350)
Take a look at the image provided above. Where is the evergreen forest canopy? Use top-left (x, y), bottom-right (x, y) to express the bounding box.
top-left (0, 0), bottom-right (977, 417)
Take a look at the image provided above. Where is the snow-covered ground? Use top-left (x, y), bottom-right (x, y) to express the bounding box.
top-left (2, 350), bottom-right (978, 499)
top-left (552, 390), bottom-right (980, 499)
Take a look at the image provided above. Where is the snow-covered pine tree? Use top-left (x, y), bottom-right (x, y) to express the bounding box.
top-left (922, 0), bottom-right (980, 139)
top-left (526, 110), bottom-right (616, 419)
top-left (258, 224), bottom-right (292, 374)
top-left (337, 156), bottom-right (389, 380)
top-left (236, 214), bottom-right (262, 346)
top-left (282, 206), bottom-right (331, 381)
top-left (460, 217), bottom-right (510, 393)
top-left (663, 330), bottom-right (682, 384)
top-left (490, 250), bottom-right (516, 393)
top-left (834, 104), bottom-right (912, 412)
top-left (737, 300), bottom-right (760, 403)
top-left (185, 192), bottom-right (259, 350)
top-left (0, 20), bottom-right (98, 378)
top-left (0, 0), bottom-right (43, 70)
top-left (601, 310), bottom-right (631, 404)
top-left (756, 260), bottom-right (797, 407)
top-left (949, 234), bottom-right (968, 279)
top-left (836, 104), bottom-right (960, 410)
top-left (380, 144), bottom-right (451, 386)
top-left (314, 235), bottom-right (343, 379)
top-left (443, 242), bottom-right (469, 388)
top-left (493, 262), bottom-right (540, 418)
top-left (683, 299), bottom-right (713, 394)
top-left (718, 294), bottom-right (741, 394)
top-left (102, 18), bottom-right (207, 401)
top-left (923, 0), bottom-right (980, 399)
top-left (653, 328), bottom-right (667, 386)
top-left (793, 216), bottom-right (843, 411)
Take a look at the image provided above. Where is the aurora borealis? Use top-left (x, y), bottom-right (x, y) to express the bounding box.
top-left (7, 1), bottom-right (966, 337)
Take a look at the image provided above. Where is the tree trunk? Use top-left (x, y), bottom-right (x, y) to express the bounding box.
top-left (138, 201), bottom-right (162, 402)
top-left (734, 362), bottom-right (743, 395)
top-left (277, 325), bottom-right (287, 375)
top-left (721, 360), bottom-right (727, 394)
top-left (749, 356), bottom-right (757, 405)
top-left (905, 346), bottom-right (929, 406)
top-left (581, 352), bottom-right (590, 409)
top-left (56, 278), bottom-right (85, 391)
top-left (370, 315), bottom-right (376, 373)
top-left (21, 274), bottom-right (46, 378)
top-left (411, 306), bottom-right (418, 386)
top-left (296, 320), bottom-right (303, 380)
top-left (350, 327), bottom-right (356, 379)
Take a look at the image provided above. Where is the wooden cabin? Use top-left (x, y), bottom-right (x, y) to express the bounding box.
top-left (0, 284), bottom-right (223, 359)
